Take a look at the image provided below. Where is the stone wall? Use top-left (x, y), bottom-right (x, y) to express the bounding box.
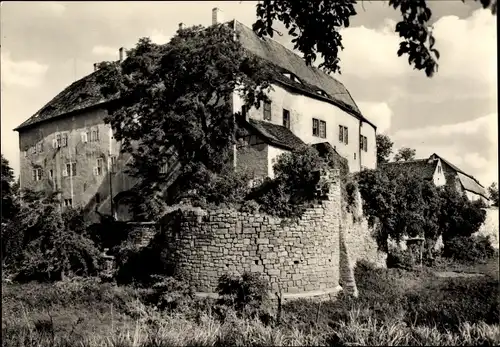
top-left (152, 170), bottom-right (382, 299)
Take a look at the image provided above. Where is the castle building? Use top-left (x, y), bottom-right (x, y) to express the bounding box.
top-left (14, 8), bottom-right (377, 220)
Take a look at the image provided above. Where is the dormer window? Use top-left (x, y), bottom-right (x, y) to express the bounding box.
top-left (282, 72), bottom-right (302, 84)
top-left (316, 90), bottom-right (329, 98)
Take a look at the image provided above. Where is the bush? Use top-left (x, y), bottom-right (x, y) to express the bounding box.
top-left (442, 235), bottom-right (495, 263)
top-left (386, 246), bottom-right (414, 269)
top-left (216, 272), bottom-right (270, 319)
top-left (147, 275), bottom-right (195, 311)
top-left (6, 193), bottom-right (103, 282)
top-left (249, 146), bottom-right (331, 219)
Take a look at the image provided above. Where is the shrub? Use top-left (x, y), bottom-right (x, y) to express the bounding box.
top-left (147, 275), bottom-right (195, 311)
top-left (249, 146), bottom-right (332, 219)
top-left (386, 245), bottom-right (414, 269)
top-left (439, 186), bottom-right (487, 242)
top-left (442, 235), bottom-right (495, 263)
top-left (216, 272), bottom-right (270, 319)
top-left (7, 193), bottom-right (103, 282)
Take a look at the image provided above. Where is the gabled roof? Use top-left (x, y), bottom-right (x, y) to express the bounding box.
top-left (456, 172), bottom-right (489, 199)
top-left (429, 153), bottom-right (488, 199)
top-left (14, 66), bottom-right (118, 131)
top-left (378, 159), bottom-right (437, 180)
top-left (15, 20), bottom-right (374, 132)
top-left (243, 118), bottom-right (305, 151)
top-left (233, 20), bottom-right (375, 129)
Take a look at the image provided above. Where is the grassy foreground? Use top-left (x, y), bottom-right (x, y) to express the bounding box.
top-left (2, 259), bottom-right (499, 347)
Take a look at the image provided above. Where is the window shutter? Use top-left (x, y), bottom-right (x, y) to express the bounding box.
top-left (32, 170), bottom-right (36, 181)
top-left (52, 139), bottom-right (58, 149)
top-left (93, 167), bottom-right (99, 176)
top-left (62, 169), bottom-right (68, 177)
top-left (339, 125), bottom-right (343, 142)
top-left (95, 129), bottom-right (100, 141)
top-left (81, 132), bottom-right (88, 143)
top-left (345, 127), bottom-right (348, 144)
top-left (62, 134), bottom-right (68, 147)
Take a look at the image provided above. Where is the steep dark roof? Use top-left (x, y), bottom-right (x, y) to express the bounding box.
top-left (15, 21), bottom-right (374, 132)
top-left (429, 153), bottom-right (488, 199)
top-left (378, 159), bottom-right (437, 180)
top-left (14, 68), bottom-right (115, 131)
top-left (233, 21), bottom-right (375, 129)
top-left (245, 119), bottom-right (305, 150)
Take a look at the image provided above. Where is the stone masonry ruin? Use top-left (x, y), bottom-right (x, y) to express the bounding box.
top-left (129, 168), bottom-right (386, 300)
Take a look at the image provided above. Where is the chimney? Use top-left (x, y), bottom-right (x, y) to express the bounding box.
top-left (119, 47), bottom-right (124, 62)
top-left (179, 22), bottom-right (184, 30)
top-left (212, 7), bottom-right (224, 25)
top-left (93, 63), bottom-right (98, 71)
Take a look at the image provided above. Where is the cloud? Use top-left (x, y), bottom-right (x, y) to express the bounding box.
top-left (0, 52), bottom-right (48, 88)
top-left (150, 29), bottom-right (171, 44)
top-left (357, 101), bottom-right (393, 134)
top-left (91, 45), bottom-right (119, 57)
top-left (339, 9), bottom-right (496, 85)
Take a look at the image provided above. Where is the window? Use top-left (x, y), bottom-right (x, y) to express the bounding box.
top-left (438, 165), bottom-right (442, 174)
top-left (263, 100), bottom-right (272, 121)
top-left (56, 134), bottom-right (61, 147)
top-left (313, 118), bottom-right (319, 136)
top-left (91, 128), bottom-right (100, 142)
top-left (49, 169), bottom-right (54, 179)
top-left (319, 120), bottom-right (326, 138)
top-left (242, 105), bottom-right (249, 119)
top-left (339, 125), bottom-right (348, 144)
top-left (96, 158), bottom-right (104, 175)
top-left (66, 162), bottom-right (77, 177)
top-left (110, 156), bottom-right (117, 173)
top-left (283, 109), bottom-right (290, 129)
top-left (95, 193), bottom-right (101, 204)
top-left (312, 118), bottom-right (326, 138)
top-left (36, 142), bottom-right (43, 153)
top-left (61, 133), bottom-right (68, 147)
top-left (64, 199), bottom-right (73, 207)
top-left (159, 162), bottom-right (168, 174)
top-left (360, 135), bottom-right (368, 152)
top-left (32, 168), bottom-right (43, 181)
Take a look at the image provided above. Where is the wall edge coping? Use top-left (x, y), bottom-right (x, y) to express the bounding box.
top-left (194, 285), bottom-right (343, 300)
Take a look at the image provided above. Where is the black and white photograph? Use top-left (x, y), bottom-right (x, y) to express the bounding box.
top-left (1, 1), bottom-right (498, 345)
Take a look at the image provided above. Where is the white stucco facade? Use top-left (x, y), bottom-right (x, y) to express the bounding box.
top-left (233, 83), bottom-right (377, 173)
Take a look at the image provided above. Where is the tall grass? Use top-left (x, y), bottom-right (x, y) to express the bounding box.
top-left (2, 261), bottom-right (499, 347)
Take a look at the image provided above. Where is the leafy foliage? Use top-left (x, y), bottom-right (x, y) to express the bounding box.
top-left (96, 24), bottom-right (274, 207)
top-left (376, 134), bottom-right (393, 164)
top-left (488, 182), bottom-right (499, 206)
top-left (438, 186), bottom-right (486, 243)
top-left (249, 146), bottom-right (328, 218)
top-left (356, 168), bottom-right (443, 252)
top-left (216, 272), bottom-right (270, 319)
top-left (442, 235), bottom-right (495, 263)
top-left (253, 0), bottom-right (497, 77)
top-left (4, 191), bottom-right (102, 282)
top-left (1, 154), bottom-right (18, 224)
top-left (394, 147), bottom-right (416, 162)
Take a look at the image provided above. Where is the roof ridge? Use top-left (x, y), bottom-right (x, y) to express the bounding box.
top-left (233, 20), bottom-right (353, 95)
top-left (431, 153), bottom-right (484, 187)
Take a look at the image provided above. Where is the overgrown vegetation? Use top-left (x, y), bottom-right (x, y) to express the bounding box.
top-left (2, 191), bottom-right (103, 282)
top-left (3, 259), bottom-right (499, 346)
top-left (356, 167), bottom-right (488, 263)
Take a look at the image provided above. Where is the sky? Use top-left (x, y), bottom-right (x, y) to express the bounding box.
top-left (1, 1), bottom-right (497, 186)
